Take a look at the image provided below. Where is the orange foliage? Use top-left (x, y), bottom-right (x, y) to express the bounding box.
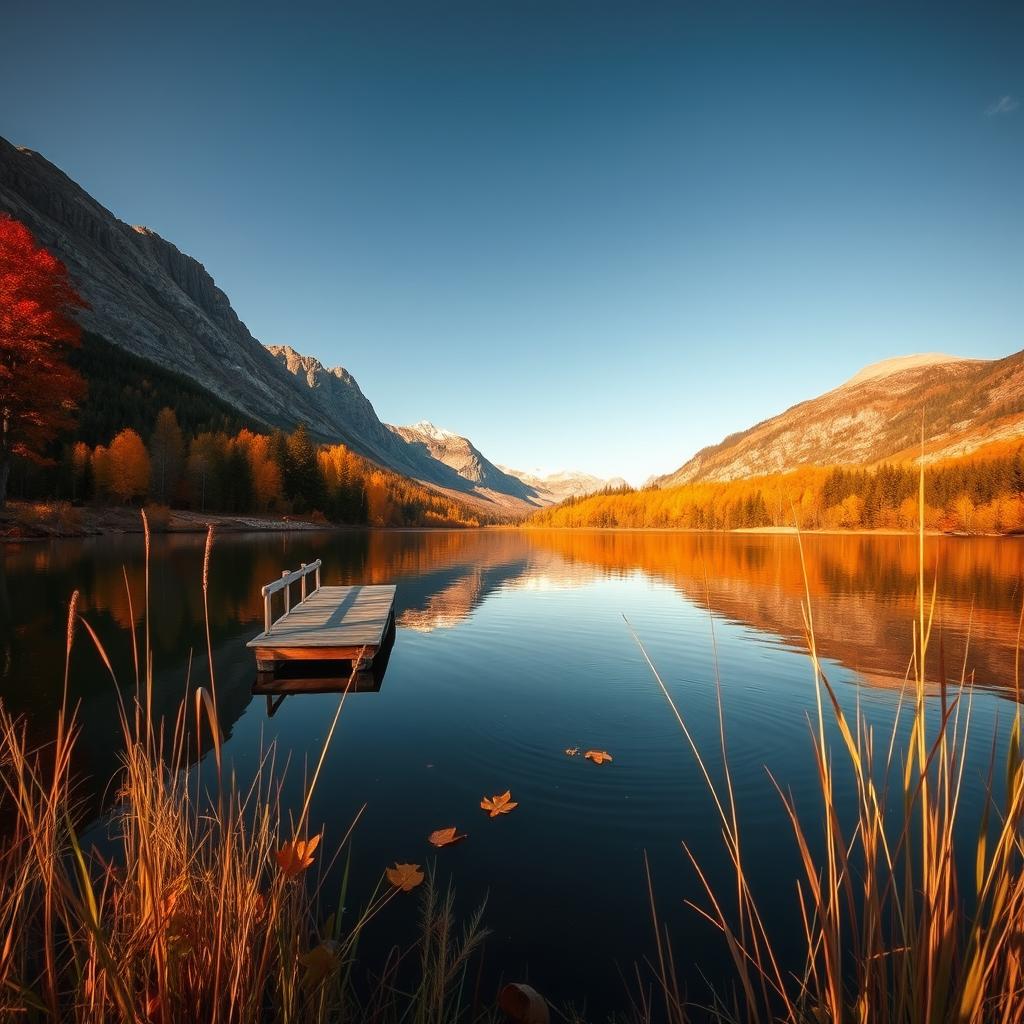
top-left (107, 429), bottom-right (151, 503)
top-left (237, 429), bottom-right (284, 511)
top-left (530, 450), bottom-right (1024, 536)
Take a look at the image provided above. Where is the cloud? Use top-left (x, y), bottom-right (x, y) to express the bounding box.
top-left (986, 95), bottom-right (1019, 117)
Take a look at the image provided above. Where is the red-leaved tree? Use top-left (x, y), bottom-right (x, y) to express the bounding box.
top-left (0, 215), bottom-right (87, 508)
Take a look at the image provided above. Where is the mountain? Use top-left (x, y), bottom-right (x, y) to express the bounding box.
top-left (0, 136), bottom-right (555, 516)
top-left (389, 422), bottom-right (541, 501)
top-left (656, 351), bottom-right (1024, 487)
top-left (499, 467), bottom-right (630, 503)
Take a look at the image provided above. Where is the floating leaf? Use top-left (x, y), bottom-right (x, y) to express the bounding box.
top-left (275, 834), bottom-right (320, 878)
top-left (428, 827), bottom-right (467, 848)
top-left (564, 747), bottom-right (580, 757)
top-left (386, 862), bottom-right (425, 891)
top-left (498, 982), bottom-right (550, 1024)
top-left (584, 750), bottom-right (613, 765)
top-left (480, 790), bottom-right (518, 817)
top-left (301, 940), bottom-right (340, 987)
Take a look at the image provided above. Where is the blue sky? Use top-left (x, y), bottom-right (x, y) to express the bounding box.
top-left (2, 1), bottom-right (1022, 483)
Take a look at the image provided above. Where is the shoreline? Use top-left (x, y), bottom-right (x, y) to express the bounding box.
top-left (0, 503), bottom-right (343, 542)
top-left (518, 524), bottom-right (1018, 538)
top-left (4, 502), bottom-right (1019, 542)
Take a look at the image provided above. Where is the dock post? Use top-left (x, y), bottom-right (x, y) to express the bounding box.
top-left (300, 563), bottom-right (307, 601)
top-left (282, 571), bottom-right (290, 614)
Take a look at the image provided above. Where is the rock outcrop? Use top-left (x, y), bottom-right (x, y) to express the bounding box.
top-left (391, 422), bottom-right (541, 502)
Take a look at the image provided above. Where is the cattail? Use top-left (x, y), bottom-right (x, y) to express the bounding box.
top-left (66, 590), bottom-right (79, 659)
top-left (203, 525), bottom-right (215, 592)
top-left (140, 506), bottom-right (150, 560)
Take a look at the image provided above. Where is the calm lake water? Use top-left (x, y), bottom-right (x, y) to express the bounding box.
top-left (3, 528), bottom-right (1022, 1012)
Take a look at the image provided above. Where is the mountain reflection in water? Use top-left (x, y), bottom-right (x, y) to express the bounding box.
top-left (3, 528), bottom-right (1022, 750)
top-left (2, 527), bottom-right (1022, 1007)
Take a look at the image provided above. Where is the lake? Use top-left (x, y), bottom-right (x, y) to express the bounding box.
top-left (3, 528), bottom-right (1022, 1012)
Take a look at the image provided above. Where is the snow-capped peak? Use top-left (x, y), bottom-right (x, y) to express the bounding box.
top-left (409, 420), bottom-right (460, 441)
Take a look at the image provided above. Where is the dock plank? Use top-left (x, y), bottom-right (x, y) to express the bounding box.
top-left (247, 585), bottom-right (396, 649)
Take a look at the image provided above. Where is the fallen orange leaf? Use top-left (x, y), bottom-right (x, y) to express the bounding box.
top-left (584, 750), bottom-right (613, 765)
top-left (480, 790), bottom-right (518, 817)
top-left (428, 827), bottom-right (467, 848)
top-left (564, 747), bottom-right (580, 757)
top-left (275, 834), bottom-right (320, 878)
top-left (300, 940), bottom-right (341, 987)
top-left (386, 862), bottom-right (425, 891)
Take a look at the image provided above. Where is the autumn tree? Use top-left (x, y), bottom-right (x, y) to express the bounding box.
top-left (149, 407), bottom-right (184, 503)
top-left (237, 429), bottom-right (283, 511)
top-left (952, 492), bottom-right (975, 533)
top-left (107, 429), bottom-right (151, 503)
top-left (0, 216), bottom-right (87, 508)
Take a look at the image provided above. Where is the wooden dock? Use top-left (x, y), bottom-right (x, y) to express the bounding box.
top-left (247, 560), bottom-right (396, 686)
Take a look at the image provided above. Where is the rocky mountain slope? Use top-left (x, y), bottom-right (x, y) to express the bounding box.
top-left (0, 136), bottom-right (569, 516)
top-left (389, 422), bottom-right (541, 501)
top-left (266, 351), bottom-right (550, 510)
top-left (499, 467), bottom-right (630, 503)
top-left (657, 351), bottom-right (1024, 486)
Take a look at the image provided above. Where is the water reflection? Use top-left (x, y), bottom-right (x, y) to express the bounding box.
top-left (4, 527), bottom-right (1024, 1007)
top-left (4, 528), bottom-right (1021, 811)
top-left (4, 528), bottom-right (1023, 708)
top-left (527, 530), bottom-right (1024, 695)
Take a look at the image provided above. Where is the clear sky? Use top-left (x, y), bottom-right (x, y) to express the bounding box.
top-left (2, 1), bottom-right (1022, 483)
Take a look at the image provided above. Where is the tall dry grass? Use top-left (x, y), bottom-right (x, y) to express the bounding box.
top-left (0, 515), bottom-right (488, 1023)
top-left (628, 459), bottom-right (1024, 1023)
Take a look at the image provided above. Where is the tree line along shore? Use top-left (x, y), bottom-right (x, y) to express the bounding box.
top-left (526, 442), bottom-right (1024, 534)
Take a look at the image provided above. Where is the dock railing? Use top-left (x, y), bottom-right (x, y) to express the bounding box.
top-left (261, 559), bottom-right (322, 634)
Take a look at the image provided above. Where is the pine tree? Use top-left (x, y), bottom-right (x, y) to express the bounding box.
top-left (149, 407), bottom-right (184, 504)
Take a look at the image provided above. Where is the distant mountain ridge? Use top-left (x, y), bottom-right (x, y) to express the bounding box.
top-left (388, 421), bottom-right (540, 500)
top-left (657, 351), bottom-right (1024, 487)
top-left (0, 136), bottom-right (617, 516)
top-left (499, 467), bottom-right (631, 504)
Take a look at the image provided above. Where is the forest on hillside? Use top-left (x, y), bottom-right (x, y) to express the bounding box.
top-left (2, 331), bottom-right (488, 528)
top-left (12, 413), bottom-right (487, 529)
top-left (528, 445), bottom-right (1024, 534)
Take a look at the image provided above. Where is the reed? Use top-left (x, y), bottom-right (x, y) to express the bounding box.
top-left (628, 459), bottom-right (1024, 1021)
top-left (0, 516), bottom-right (488, 1023)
